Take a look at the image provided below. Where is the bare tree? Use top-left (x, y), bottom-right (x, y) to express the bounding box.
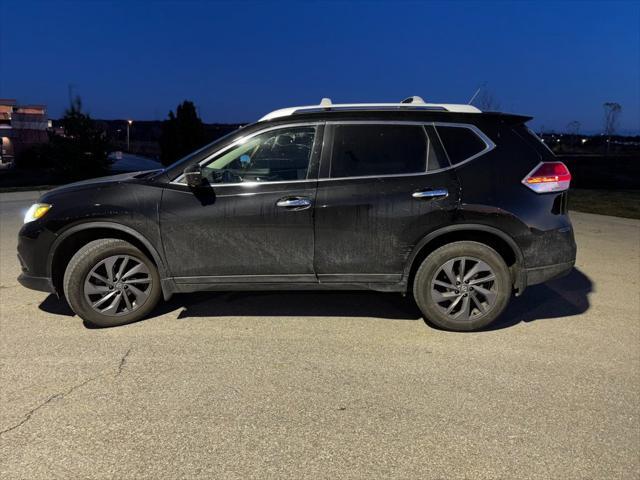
top-left (566, 120), bottom-right (581, 136)
top-left (566, 120), bottom-right (581, 147)
top-left (603, 102), bottom-right (621, 135)
top-left (603, 102), bottom-right (622, 154)
top-left (476, 89), bottom-right (501, 111)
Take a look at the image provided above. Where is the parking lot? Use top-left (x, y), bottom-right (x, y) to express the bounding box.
top-left (1, 191), bottom-right (638, 479)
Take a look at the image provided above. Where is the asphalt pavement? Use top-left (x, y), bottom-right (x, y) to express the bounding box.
top-left (1, 191), bottom-right (638, 479)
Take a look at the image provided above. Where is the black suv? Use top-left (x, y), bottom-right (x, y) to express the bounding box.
top-left (17, 98), bottom-right (576, 331)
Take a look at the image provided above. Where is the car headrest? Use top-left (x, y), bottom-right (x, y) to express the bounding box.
top-left (275, 134), bottom-right (294, 146)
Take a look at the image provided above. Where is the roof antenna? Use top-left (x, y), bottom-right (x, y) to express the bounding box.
top-left (468, 82), bottom-right (486, 105)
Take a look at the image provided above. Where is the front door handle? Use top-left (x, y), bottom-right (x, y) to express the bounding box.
top-left (412, 188), bottom-right (449, 200)
top-left (276, 196), bottom-right (312, 210)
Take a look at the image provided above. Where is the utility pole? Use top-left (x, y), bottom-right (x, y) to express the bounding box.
top-left (127, 120), bottom-right (133, 151)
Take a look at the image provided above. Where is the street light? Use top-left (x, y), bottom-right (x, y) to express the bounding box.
top-left (126, 120), bottom-right (133, 151)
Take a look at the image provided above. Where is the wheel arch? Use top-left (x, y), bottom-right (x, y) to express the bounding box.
top-left (48, 222), bottom-right (168, 298)
top-left (404, 224), bottom-right (525, 293)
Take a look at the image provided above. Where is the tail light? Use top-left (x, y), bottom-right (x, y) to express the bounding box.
top-left (522, 161), bottom-right (571, 193)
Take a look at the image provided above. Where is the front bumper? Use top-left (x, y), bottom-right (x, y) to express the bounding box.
top-left (17, 219), bottom-right (58, 294)
top-left (17, 272), bottom-right (55, 293)
top-left (17, 224), bottom-right (57, 295)
top-left (523, 260), bottom-right (574, 286)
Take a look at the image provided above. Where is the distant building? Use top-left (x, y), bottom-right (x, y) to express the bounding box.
top-left (0, 99), bottom-right (50, 167)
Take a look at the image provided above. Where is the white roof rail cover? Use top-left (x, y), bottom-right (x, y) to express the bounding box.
top-left (259, 97), bottom-right (481, 121)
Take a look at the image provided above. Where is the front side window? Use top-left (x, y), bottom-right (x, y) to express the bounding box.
top-left (330, 124), bottom-right (429, 178)
top-left (436, 125), bottom-right (489, 165)
top-left (199, 126), bottom-right (316, 184)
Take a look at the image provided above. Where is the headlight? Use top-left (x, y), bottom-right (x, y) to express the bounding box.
top-left (24, 203), bottom-right (52, 224)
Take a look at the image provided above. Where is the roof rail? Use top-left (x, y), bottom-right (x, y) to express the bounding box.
top-left (259, 97), bottom-right (482, 121)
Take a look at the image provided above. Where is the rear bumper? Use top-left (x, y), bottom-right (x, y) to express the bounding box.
top-left (516, 215), bottom-right (577, 291)
top-left (523, 260), bottom-right (574, 287)
top-left (17, 272), bottom-right (55, 293)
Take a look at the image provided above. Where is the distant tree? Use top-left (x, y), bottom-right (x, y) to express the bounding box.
top-left (566, 120), bottom-right (581, 136)
top-left (159, 100), bottom-right (206, 165)
top-left (566, 120), bottom-right (581, 148)
top-left (476, 88), bottom-right (500, 111)
top-left (16, 96), bottom-right (110, 180)
top-left (603, 102), bottom-right (621, 136)
top-left (54, 96), bottom-right (111, 178)
top-left (603, 102), bottom-right (622, 154)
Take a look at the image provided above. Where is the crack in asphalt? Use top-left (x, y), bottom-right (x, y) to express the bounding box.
top-left (0, 346), bottom-right (134, 437)
top-left (117, 347), bottom-right (132, 376)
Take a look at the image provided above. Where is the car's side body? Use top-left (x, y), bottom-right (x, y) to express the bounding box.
top-left (17, 109), bottom-right (576, 308)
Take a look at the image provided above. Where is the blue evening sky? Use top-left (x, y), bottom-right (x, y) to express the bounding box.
top-left (1, 0), bottom-right (638, 133)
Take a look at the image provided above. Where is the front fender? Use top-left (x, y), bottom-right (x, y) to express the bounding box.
top-left (46, 221), bottom-right (168, 280)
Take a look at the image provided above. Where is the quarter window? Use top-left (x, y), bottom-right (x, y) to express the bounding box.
top-left (436, 125), bottom-right (488, 165)
top-left (199, 126), bottom-right (316, 184)
top-left (330, 124), bottom-right (429, 178)
top-left (425, 125), bottom-right (450, 171)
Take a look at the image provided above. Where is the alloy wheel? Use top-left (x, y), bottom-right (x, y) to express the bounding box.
top-left (430, 256), bottom-right (498, 322)
top-left (83, 255), bottom-right (152, 316)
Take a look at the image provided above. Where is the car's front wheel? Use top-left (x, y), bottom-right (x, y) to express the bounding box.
top-left (413, 241), bottom-right (511, 331)
top-left (63, 239), bottom-right (161, 327)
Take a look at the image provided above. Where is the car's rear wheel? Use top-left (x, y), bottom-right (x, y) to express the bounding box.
top-left (63, 239), bottom-right (161, 327)
top-left (413, 241), bottom-right (511, 331)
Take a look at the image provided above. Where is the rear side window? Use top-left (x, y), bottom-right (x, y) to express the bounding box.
top-left (436, 125), bottom-right (489, 165)
top-left (330, 124), bottom-right (428, 178)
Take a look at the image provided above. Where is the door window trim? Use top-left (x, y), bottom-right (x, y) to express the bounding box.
top-left (171, 122), bottom-right (323, 187)
top-left (170, 120), bottom-right (496, 185)
top-left (319, 120), bottom-right (495, 181)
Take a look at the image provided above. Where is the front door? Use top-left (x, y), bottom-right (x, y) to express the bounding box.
top-left (160, 124), bottom-right (322, 285)
top-left (313, 122), bottom-right (460, 283)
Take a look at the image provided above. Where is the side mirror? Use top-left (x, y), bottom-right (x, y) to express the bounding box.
top-left (184, 164), bottom-right (203, 188)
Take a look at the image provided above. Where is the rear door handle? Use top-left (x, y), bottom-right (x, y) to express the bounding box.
top-left (276, 196), bottom-right (312, 210)
top-left (412, 188), bottom-right (449, 200)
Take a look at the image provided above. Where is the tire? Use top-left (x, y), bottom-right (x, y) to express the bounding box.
top-left (413, 241), bottom-right (511, 332)
top-left (63, 239), bottom-right (162, 327)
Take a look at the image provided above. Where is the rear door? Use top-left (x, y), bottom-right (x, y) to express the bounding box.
top-left (313, 122), bottom-right (461, 284)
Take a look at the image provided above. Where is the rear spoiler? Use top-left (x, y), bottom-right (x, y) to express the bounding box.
top-left (501, 114), bottom-right (534, 125)
top-left (481, 112), bottom-right (533, 126)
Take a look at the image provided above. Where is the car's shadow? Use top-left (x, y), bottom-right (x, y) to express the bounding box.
top-left (483, 267), bottom-right (593, 331)
top-left (39, 268), bottom-right (593, 331)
